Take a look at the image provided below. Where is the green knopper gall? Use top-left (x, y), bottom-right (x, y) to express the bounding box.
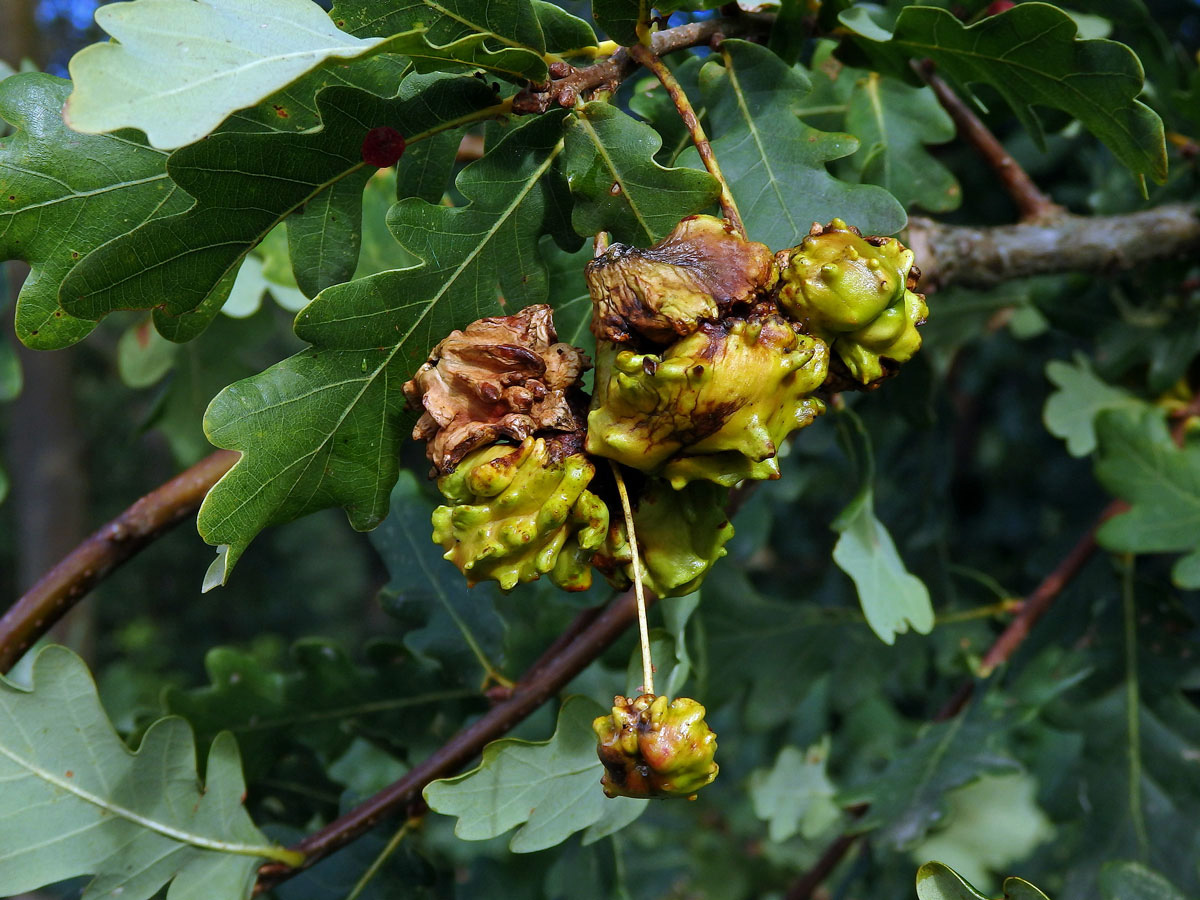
top-left (587, 306), bottom-right (828, 486)
top-left (432, 436), bottom-right (609, 591)
top-left (776, 219), bottom-right (927, 385)
top-left (587, 215), bottom-right (778, 345)
top-left (403, 304), bottom-right (589, 474)
top-left (593, 694), bottom-right (718, 799)
top-left (595, 480), bottom-right (733, 598)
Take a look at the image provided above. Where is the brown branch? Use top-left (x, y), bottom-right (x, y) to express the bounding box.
top-left (629, 43), bottom-right (746, 237)
top-left (785, 834), bottom-right (859, 900)
top-left (917, 62), bottom-right (1062, 223)
top-left (254, 587), bottom-right (648, 891)
top-left (787, 504), bottom-right (1113, 897)
top-left (907, 204), bottom-right (1200, 291)
top-left (789, 392), bottom-right (1200, 897)
top-left (0, 450), bottom-right (238, 674)
top-left (512, 17), bottom-right (762, 114)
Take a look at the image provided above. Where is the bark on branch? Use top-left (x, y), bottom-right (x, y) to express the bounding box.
top-left (254, 588), bottom-right (647, 890)
top-left (907, 204), bottom-right (1200, 291)
top-left (0, 450), bottom-right (237, 673)
top-left (512, 17), bottom-right (762, 113)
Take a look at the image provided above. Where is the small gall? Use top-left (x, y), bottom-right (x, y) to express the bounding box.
top-left (361, 126), bottom-right (406, 168)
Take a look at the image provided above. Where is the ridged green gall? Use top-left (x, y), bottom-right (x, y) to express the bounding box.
top-left (596, 480), bottom-right (733, 598)
top-left (587, 309), bottom-right (828, 486)
top-left (432, 437), bottom-right (609, 591)
top-left (776, 219), bottom-right (927, 384)
top-left (593, 693), bottom-right (719, 799)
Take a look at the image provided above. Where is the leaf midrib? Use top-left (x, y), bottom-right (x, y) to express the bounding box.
top-left (204, 140), bottom-right (566, 534)
top-left (721, 49), bottom-right (798, 240)
top-left (572, 112), bottom-right (652, 242)
top-left (893, 20), bottom-right (1150, 164)
top-left (0, 738), bottom-right (277, 859)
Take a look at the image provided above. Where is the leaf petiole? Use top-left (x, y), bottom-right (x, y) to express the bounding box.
top-left (628, 44), bottom-right (745, 238)
top-left (610, 460), bottom-right (654, 696)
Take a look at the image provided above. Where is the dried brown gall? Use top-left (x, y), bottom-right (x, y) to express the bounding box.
top-left (403, 305), bottom-right (590, 474)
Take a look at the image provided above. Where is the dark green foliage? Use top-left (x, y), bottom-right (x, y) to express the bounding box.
top-left (0, 0), bottom-right (1197, 899)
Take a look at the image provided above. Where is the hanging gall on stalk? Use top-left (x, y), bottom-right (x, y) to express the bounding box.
top-left (593, 693), bottom-right (719, 799)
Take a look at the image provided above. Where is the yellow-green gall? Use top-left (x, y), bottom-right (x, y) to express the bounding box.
top-left (586, 308), bottom-right (828, 486)
top-left (596, 480), bottom-right (733, 598)
top-left (432, 436), bottom-right (608, 591)
top-left (776, 219), bottom-right (927, 384)
top-left (593, 694), bottom-right (718, 799)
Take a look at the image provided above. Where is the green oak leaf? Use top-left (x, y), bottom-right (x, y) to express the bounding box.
top-left (164, 638), bottom-right (473, 779)
top-left (197, 111), bottom-right (573, 578)
top-left (542, 237), bottom-right (594, 366)
top-left (0, 73), bottom-right (190, 349)
top-left (354, 169), bottom-right (422, 275)
top-left (1099, 862), bottom-right (1188, 900)
top-left (286, 177), bottom-right (368, 297)
top-left (0, 645), bottom-right (297, 900)
top-left (64, 0), bottom-right (437, 149)
top-left (799, 44), bottom-right (958, 212)
top-left (329, 0), bottom-right (550, 81)
top-left (842, 69), bottom-right (960, 213)
top-left (627, 56), bottom-right (705, 166)
top-left (531, 1), bottom-right (598, 55)
top-left (395, 128), bottom-right (462, 204)
top-left (424, 696), bottom-right (647, 852)
top-left (371, 471), bottom-right (507, 686)
top-left (60, 73), bottom-right (502, 328)
top-left (592, 0), bottom-right (649, 46)
top-left (842, 703), bottom-right (1021, 849)
top-left (909, 773), bottom-right (1054, 891)
top-left (1093, 406), bottom-right (1200, 588)
top-left (684, 40), bottom-right (906, 249)
top-left (916, 861), bottom-right (1052, 900)
top-left (563, 101), bottom-right (720, 246)
top-left (1043, 354), bottom-right (1141, 457)
top-left (832, 483), bottom-right (933, 645)
top-left (840, 3), bottom-right (1167, 184)
top-left (749, 740), bottom-right (841, 843)
top-left (212, 54), bottom-right (412, 136)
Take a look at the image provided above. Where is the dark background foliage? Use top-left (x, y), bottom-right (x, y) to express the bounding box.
top-left (2, 0), bottom-right (1200, 898)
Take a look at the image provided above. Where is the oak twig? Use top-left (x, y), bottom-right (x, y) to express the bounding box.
top-left (917, 62), bottom-right (1062, 223)
top-left (788, 503), bottom-right (1113, 898)
top-left (784, 832), bottom-right (861, 900)
top-left (0, 450), bottom-right (238, 674)
top-left (790, 393), bottom-right (1200, 897)
top-left (629, 43), bottom-right (745, 237)
top-left (254, 587), bottom-right (650, 890)
top-left (907, 204), bottom-right (1200, 291)
top-left (512, 17), bottom-right (760, 114)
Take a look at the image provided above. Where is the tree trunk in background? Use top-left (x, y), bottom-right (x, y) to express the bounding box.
top-left (0, 0), bottom-right (40, 70)
top-left (4, 264), bottom-right (90, 608)
top-left (1, 0), bottom-right (95, 662)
